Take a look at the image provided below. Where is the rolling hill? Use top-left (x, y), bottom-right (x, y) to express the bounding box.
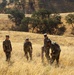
top-left (0, 13), bottom-right (74, 36)
top-left (0, 31), bottom-right (74, 75)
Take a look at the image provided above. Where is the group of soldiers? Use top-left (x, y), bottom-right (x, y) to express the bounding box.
top-left (3, 34), bottom-right (61, 65)
top-left (42, 34), bottom-right (61, 65)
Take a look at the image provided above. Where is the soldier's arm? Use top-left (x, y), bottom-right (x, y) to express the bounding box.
top-left (23, 43), bottom-right (25, 50)
top-left (30, 42), bottom-right (33, 50)
top-left (3, 41), bottom-right (6, 52)
top-left (10, 41), bottom-right (12, 51)
top-left (51, 47), bottom-right (55, 55)
top-left (44, 39), bottom-right (46, 46)
top-left (55, 44), bottom-right (61, 52)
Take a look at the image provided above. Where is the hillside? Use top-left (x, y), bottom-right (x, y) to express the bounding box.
top-left (0, 31), bottom-right (74, 75)
top-left (0, 13), bottom-right (74, 36)
top-left (39, 0), bottom-right (74, 13)
top-left (0, 14), bottom-right (14, 30)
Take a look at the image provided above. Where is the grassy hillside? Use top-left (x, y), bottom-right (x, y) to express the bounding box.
top-left (0, 31), bottom-right (74, 75)
top-left (0, 14), bottom-right (14, 30)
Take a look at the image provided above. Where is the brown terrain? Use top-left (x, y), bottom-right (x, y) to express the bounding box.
top-left (0, 31), bottom-right (74, 75)
top-left (0, 13), bottom-right (74, 36)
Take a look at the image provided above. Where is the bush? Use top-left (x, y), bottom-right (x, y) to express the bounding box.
top-left (4, 8), bottom-right (12, 14)
top-left (65, 14), bottom-right (74, 35)
top-left (57, 26), bottom-right (66, 35)
top-left (8, 9), bottom-right (24, 26)
top-left (20, 17), bottom-right (31, 31)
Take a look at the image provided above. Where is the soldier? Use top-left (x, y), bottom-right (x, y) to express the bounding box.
top-left (47, 40), bottom-right (61, 66)
top-left (24, 38), bottom-right (33, 61)
top-left (41, 33), bottom-right (51, 62)
top-left (3, 35), bottom-right (12, 62)
top-left (44, 33), bottom-right (50, 47)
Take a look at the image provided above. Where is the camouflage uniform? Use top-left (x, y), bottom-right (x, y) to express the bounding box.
top-left (3, 40), bottom-right (12, 61)
top-left (41, 36), bottom-right (51, 62)
top-left (24, 41), bottom-right (32, 60)
top-left (50, 42), bottom-right (61, 65)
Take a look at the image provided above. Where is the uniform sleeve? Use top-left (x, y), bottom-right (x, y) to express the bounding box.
top-left (3, 41), bottom-right (5, 52)
top-left (10, 41), bottom-right (12, 51)
top-left (23, 42), bottom-right (25, 50)
top-left (55, 43), bottom-right (61, 51)
top-left (44, 39), bottom-right (47, 46)
top-left (30, 42), bottom-right (33, 49)
top-left (44, 38), bottom-right (50, 47)
top-left (51, 47), bottom-right (54, 53)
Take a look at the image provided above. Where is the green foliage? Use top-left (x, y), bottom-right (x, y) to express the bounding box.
top-left (32, 9), bottom-right (51, 19)
top-left (65, 14), bottom-right (74, 25)
top-left (31, 18), bottom-right (41, 32)
top-left (8, 8), bottom-right (66, 35)
top-left (49, 14), bottom-right (62, 28)
top-left (0, 0), bottom-right (7, 12)
top-left (2, 0), bottom-right (7, 7)
top-left (29, 0), bottom-right (35, 11)
top-left (57, 26), bottom-right (66, 35)
top-left (9, 0), bottom-right (19, 4)
top-left (8, 9), bottom-right (24, 26)
top-left (4, 8), bottom-right (12, 14)
top-left (20, 17), bottom-right (31, 31)
top-left (9, 0), bottom-right (14, 3)
top-left (31, 10), bottom-right (64, 34)
top-left (19, 0), bottom-right (25, 13)
top-left (65, 14), bottom-right (74, 35)
top-left (38, 0), bottom-right (50, 9)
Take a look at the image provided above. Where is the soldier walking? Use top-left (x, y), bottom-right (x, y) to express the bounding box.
top-left (47, 40), bottom-right (61, 66)
top-left (24, 38), bottom-right (33, 61)
top-left (41, 33), bottom-right (51, 62)
top-left (3, 35), bottom-right (12, 62)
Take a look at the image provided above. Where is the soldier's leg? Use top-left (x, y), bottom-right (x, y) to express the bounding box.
top-left (5, 52), bottom-right (10, 61)
top-left (50, 56), bottom-right (56, 65)
top-left (8, 52), bottom-right (11, 61)
top-left (56, 53), bottom-right (60, 65)
top-left (5, 52), bottom-right (8, 61)
top-left (24, 50), bottom-right (26, 56)
top-left (45, 48), bottom-right (50, 62)
top-left (25, 50), bottom-right (28, 60)
top-left (29, 49), bottom-right (32, 60)
top-left (41, 47), bottom-right (45, 62)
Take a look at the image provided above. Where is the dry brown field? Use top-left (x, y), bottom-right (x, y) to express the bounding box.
top-left (0, 31), bottom-right (74, 75)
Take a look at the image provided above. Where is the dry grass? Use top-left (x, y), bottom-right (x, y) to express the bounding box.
top-left (0, 14), bottom-right (14, 30)
top-left (0, 31), bottom-right (74, 75)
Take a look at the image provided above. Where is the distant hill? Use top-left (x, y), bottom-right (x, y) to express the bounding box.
top-left (39, 0), bottom-right (74, 13)
top-left (0, 0), bottom-right (74, 13)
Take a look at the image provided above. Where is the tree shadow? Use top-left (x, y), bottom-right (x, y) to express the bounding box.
top-left (57, 25), bottom-right (66, 35)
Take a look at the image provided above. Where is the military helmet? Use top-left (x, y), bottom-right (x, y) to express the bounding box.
top-left (44, 33), bottom-right (47, 36)
top-left (44, 33), bottom-right (47, 37)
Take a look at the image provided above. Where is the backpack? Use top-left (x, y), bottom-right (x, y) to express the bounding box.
top-left (51, 42), bottom-right (61, 52)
